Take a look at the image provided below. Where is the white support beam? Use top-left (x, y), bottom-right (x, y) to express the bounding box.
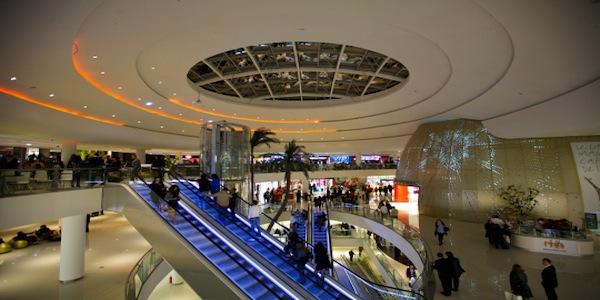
top-left (292, 42), bottom-right (304, 101)
top-left (244, 47), bottom-right (275, 102)
top-left (328, 45), bottom-right (346, 99)
top-left (202, 60), bottom-right (244, 99)
top-left (360, 56), bottom-right (390, 96)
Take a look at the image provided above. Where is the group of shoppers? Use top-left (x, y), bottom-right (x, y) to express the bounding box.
top-left (509, 258), bottom-right (558, 300)
top-left (433, 251), bottom-right (465, 296)
top-left (433, 218), bottom-right (560, 299)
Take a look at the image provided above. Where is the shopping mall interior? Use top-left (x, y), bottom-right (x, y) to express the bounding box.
top-left (1, 0), bottom-right (600, 299)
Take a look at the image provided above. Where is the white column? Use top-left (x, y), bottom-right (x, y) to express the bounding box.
top-left (169, 270), bottom-right (184, 285)
top-left (135, 149), bottom-right (146, 164)
top-left (59, 214), bottom-right (86, 282)
top-left (61, 143), bottom-right (77, 165)
top-left (355, 153), bottom-right (362, 165)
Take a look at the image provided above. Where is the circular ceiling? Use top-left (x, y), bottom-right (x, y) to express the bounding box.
top-left (187, 41), bottom-right (409, 105)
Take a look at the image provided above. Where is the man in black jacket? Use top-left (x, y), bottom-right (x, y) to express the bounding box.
top-left (433, 252), bottom-right (453, 296)
top-left (541, 258), bottom-right (558, 300)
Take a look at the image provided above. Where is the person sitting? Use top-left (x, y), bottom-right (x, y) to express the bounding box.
top-left (35, 225), bottom-right (53, 240)
top-left (13, 231), bottom-right (37, 244)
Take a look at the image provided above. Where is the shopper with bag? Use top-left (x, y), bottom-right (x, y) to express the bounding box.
top-left (509, 264), bottom-right (533, 300)
top-left (434, 219), bottom-right (449, 245)
top-left (446, 251), bottom-right (465, 291)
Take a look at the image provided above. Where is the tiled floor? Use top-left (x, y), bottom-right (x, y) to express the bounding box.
top-left (419, 215), bottom-right (600, 300)
top-left (0, 212), bottom-right (151, 300)
top-left (1, 209), bottom-right (598, 300)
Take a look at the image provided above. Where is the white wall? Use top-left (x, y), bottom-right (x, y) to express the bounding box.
top-left (0, 188), bottom-right (103, 229)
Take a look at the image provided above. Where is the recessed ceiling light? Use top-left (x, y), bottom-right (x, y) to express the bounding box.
top-left (172, 92), bottom-right (177, 96)
top-left (320, 138), bottom-right (324, 140)
top-left (25, 143), bottom-right (32, 146)
top-left (151, 66), bottom-right (156, 70)
top-left (137, 97), bottom-right (142, 101)
top-left (158, 106), bottom-right (163, 110)
top-left (117, 86), bottom-right (123, 90)
top-left (83, 105), bottom-right (88, 109)
top-left (100, 71), bottom-right (105, 75)
top-left (10, 76), bottom-right (17, 81)
top-left (208, 120), bottom-right (213, 123)
top-left (211, 108), bottom-right (215, 111)
top-left (178, 113), bottom-right (183, 116)
top-left (157, 81), bottom-right (162, 84)
top-left (233, 113), bottom-right (237, 116)
top-left (145, 102), bottom-right (153, 106)
top-left (137, 120), bottom-right (141, 124)
top-left (160, 125), bottom-right (164, 129)
top-left (181, 130), bottom-right (185, 133)
top-left (341, 137), bottom-right (345, 139)
top-left (111, 114), bottom-right (116, 118)
top-left (49, 93), bottom-right (55, 97)
top-left (92, 55), bottom-right (98, 59)
top-left (256, 116), bottom-right (260, 119)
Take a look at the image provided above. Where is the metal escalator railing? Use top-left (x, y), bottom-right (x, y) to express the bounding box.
top-left (131, 176), bottom-right (289, 299)
top-left (168, 170), bottom-right (426, 300)
top-left (167, 171), bottom-right (349, 300)
top-left (328, 203), bottom-right (433, 297)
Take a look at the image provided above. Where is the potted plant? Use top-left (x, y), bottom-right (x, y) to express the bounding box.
top-left (498, 185), bottom-right (540, 220)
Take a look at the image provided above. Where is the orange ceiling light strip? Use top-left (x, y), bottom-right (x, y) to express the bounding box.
top-left (168, 98), bottom-right (319, 124)
top-left (72, 43), bottom-right (202, 126)
top-left (0, 86), bottom-right (124, 126)
top-left (267, 128), bottom-right (337, 134)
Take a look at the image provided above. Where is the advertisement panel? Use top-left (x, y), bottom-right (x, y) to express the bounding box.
top-left (570, 142), bottom-right (600, 213)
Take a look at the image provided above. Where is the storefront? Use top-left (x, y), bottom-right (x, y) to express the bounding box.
top-left (310, 178), bottom-right (334, 196)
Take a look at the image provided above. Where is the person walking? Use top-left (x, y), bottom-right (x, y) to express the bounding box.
top-left (149, 176), bottom-right (167, 208)
top-left (348, 249), bottom-right (355, 262)
top-left (433, 252), bottom-right (453, 296)
top-left (130, 154), bottom-right (141, 182)
top-left (445, 252), bottom-right (465, 291)
top-left (434, 219), bottom-right (449, 245)
top-left (248, 200), bottom-right (262, 240)
top-left (541, 258), bottom-right (558, 300)
top-left (406, 264), bottom-right (418, 289)
top-left (510, 264), bottom-right (533, 300)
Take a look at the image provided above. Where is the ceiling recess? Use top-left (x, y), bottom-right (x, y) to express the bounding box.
top-left (187, 41), bottom-right (409, 105)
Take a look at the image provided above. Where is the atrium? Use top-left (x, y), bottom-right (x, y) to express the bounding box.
top-left (1, 1), bottom-right (599, 300)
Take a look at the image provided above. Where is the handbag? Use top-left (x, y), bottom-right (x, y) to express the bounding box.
top-left (504, 291), bottom-right (523, 300)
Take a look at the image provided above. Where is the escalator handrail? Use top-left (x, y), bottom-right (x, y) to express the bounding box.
top-left (133, 175), bottom-right (285, 299)
top-left (167, 171), bottom-right (345, 300)
top-left (323, 201), bottom-right (335, 277)
top-left (328, 203), bottom-right (432, 289)
top-left (169, 170), bottom-right (425, 299)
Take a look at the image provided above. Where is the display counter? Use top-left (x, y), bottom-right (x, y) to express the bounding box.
top-left (513, 234), bottom-right (594, 256)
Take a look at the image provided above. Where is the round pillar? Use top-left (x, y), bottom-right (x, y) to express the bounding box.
top-left (355, 153), bottom-right (362, 165)
top-left (61, 143), bottom-right (77, 165)
top-left (59, 214), bottom-right (86, 282)
top-left (135, 149), bottom-right (146, 164)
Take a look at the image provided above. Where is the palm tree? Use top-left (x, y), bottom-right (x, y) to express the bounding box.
top-left (266, 140), bottom-right (311, 231)
top-left (250, 128), bottom-right (279, 202)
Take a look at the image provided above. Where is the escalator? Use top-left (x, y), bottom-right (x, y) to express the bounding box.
top-left (128, 181), bottom-right (293, 299)
top-left (168, 170), bottom-right (425, 300)
top-left (167, 172), bottom-right (352, 300)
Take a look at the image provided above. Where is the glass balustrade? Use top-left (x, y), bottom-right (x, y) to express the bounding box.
top-left (125, 248), bottom-right (164, 300)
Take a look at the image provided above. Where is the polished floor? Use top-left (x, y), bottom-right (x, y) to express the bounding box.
top-left (419, 215), bottom-right (600, 300)
top-left (1, 210), bottom-right (599, 299)
top-left (0, 212), bottom-right (151, 300)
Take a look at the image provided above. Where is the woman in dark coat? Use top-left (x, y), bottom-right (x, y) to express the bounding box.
top-left (510, 264), bottom-right (533, 299)
top-left (314, 242), bottom-right (331, 284)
